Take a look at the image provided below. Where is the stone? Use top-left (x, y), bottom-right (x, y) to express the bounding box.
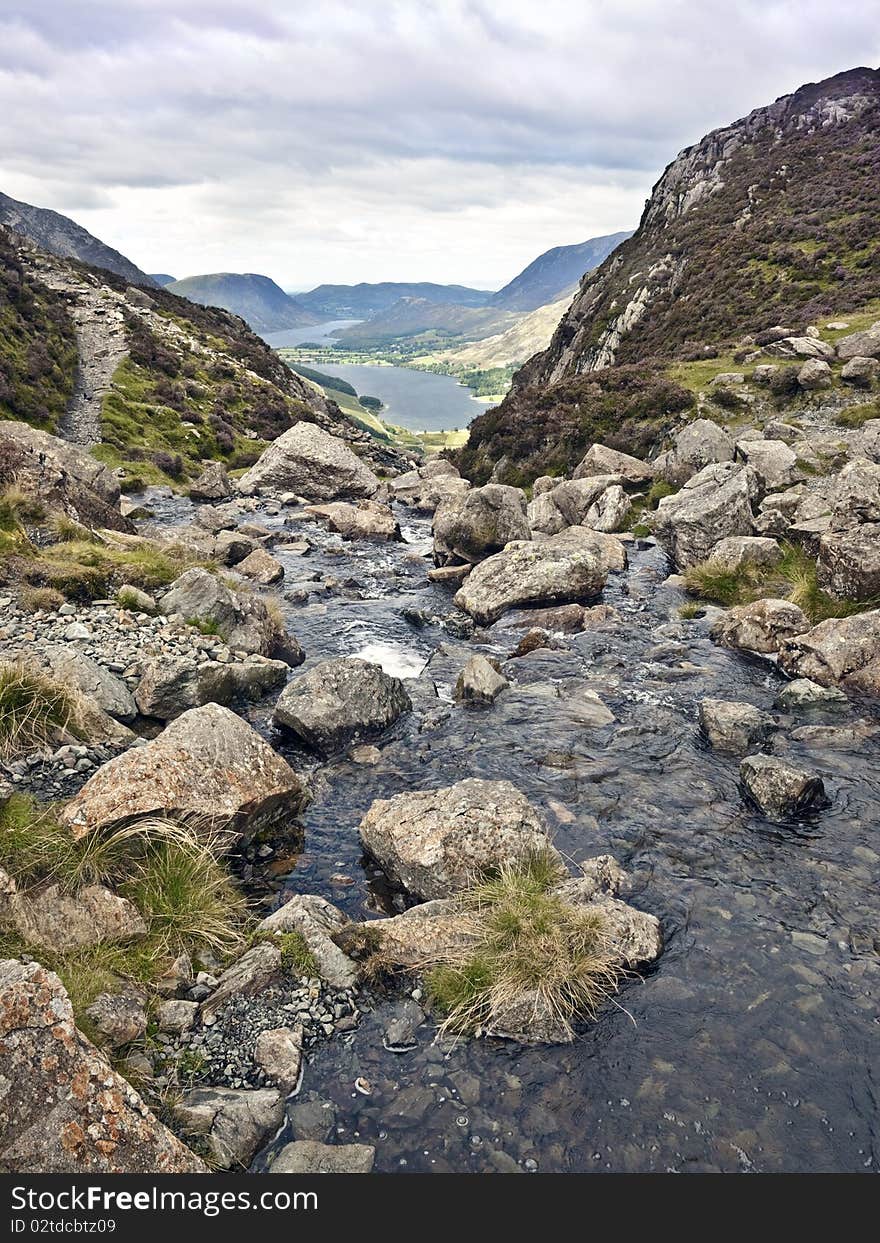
top-left (200, 944), bottom-right (283, 1021)
top-left (270, 1141), bottom-right (375, 1174)
top-left (257, 894), bottom-right (358, 989)
top-left (155, 999), bottom-right (198, 1034)
top-left (174, 1086), bottom-right (283, 1169)
top-left (273, 657), bottom-right (411, 754)
top-left (778, 610), bottom-right (880, 693)
top-left (653, 462), bottom-right (757, 568)
top-left (508, 602), bottom-right (618, 632)
top-left (159, 568), bottom-right (296, 660)
top-left (797, 358), bottom-right (833, 390)
top-left (764, 336), bottom-right (835, 360)
top-left (573, 444), bottom-right (654, 484)
top-left (698, 699), bottom-right (776, 754)
top-left (710, 598), bottom-right (809, 654)
top-left (117, 584), bottom-right (156, 613)
top-left (454, 654), bottom-right (509, 705)
top-left (835, 321), bottom-right (880, 361)
top-left (84, 988), bottom-right (148, 1048)
top-left (527, 476), bottom-right (625, 535)
top-left (134, 654), bottom-right (288, 720)
top-left (857, 420), bottom-right (880, 463)
top-left (254, 1026), bottom-right (304, 1092)
top-left (840, 356), bottom-right (879, 388)
top-left (453, 526), bottom-right (625, 626)
top-left (817, 524), bottom-right (880, 601)
top-left (707, 536), bottom-right (782, 571)
top-left (43, 645), bottom-right (137, 721)
top-left (60, 703), bottom-right (307, 844)
top-left (8, 883), bottom-right (146, 953)
top-left (830, 458), bottom-right (880, 529)
top-left (211, 529), bottom-right (258, 566)
top-left (305, 499), bottom-right (401, 541)
top-left (358, 777), bottom-right (563, 901)
top-left (287, 1099), bottom-right (337, 1142)
top-left (654, 418), bottom-right (735, 485)
top-left (238, 422), bottom-right (380, 499)
top-left (189, 461), bottom-right (233, 502)
top-left (735, 440), bottom-right (800, 491)
top-left (0, 960), bottom-right (205, 1172)
top-left (433, 484), bottom-right (530, 565)
top-left (775, 678), bottom-right (847, 710)
top-left (739, 754), bottom-right (827, 819)
top-left (237, 547), bottom-right (285, 586)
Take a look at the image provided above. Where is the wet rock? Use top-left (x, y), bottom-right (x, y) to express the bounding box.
top-left (238, 422), bottom-right (380, 500)
top-left (155, 999), bottom-right (198, 1034)
top-left (287, 1098), bottom-right (337, 1142)
top-left (454, 654), bottom-right (508, 705)
top-left (707, 536), bottom-right (782, 571)
top-left (273, 657), bottom-right (411, 754)
top-left (383, 999), bottom-right (424, 1052)
top-left (654, 418), bottom-right (735, 485)
top-left (254, 1026), bottom-right (303, 1092)
top-left (200, 944), bottom-right (283, 1022)
top-left (306, 499), bottom-right (401, 541)
top-left (43, 646), bottom-right (137, 722)
top-left (84, 988), bottom-right (148, 1048)
top-left (710, 598), bottom-right (809, 654)
top-left (427, 563), bottom-right (471, 584)
top-left (257, 894), bottom-right (358, 989)
top-left (433, 483), bottom-right (530, 565)
top-left (789, 722), bottom-right (879, 748)
top-left (454, 526), bottom-right (625, 626)
top-left (698, 698), bottom-right (776, 754)
top-left (61, 703), bottom-right (307, 844)
top-left (653, 462), bottom-right (757, 568)
top-left (573, 443), bottom-right (654, 484)
top-left (173, 1086), bottom-right (283, 1169)
top-left (775, 678), bottom-right (847, 709)
top-left (817, 524), bottom-right (880, 601)
top-left (358, 777), bottom-right (562, 900)
top-left (512, 627), bottom-right (554, 657)
top-left (189, 461), bottom-right (233, 502)
top-left (0, 960), bottom-right (205, 1172)
top-left (835, 320), bottom-right (880, 361)
top-left (134, 654), bottom-right (288, 720)
top-left (159, 568), bottom-right (294, 659)
top-left (778, 609), bottom-right (880, 693)
top-left (8, 881), bottom-right (146, 953)
top-left (270, 1140), bottom-right (375, 1174)
top-left (507, 602), bottom-right (617, 632)
top-left (739, 754), bottom-right (827, 819)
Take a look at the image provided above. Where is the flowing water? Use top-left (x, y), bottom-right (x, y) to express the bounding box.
top-left (145, 493), bottom-right (880, 1174)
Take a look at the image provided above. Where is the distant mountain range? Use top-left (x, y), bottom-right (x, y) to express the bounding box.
top-left (150, 273), bottom-right (176, 286)
top-left (0, 189), bottom-right (156, 287)
top-left (489, 232), bottom-right (633, 312)
top-left (295, 281), bottom-right (492, 318)
top-left (164, 272), bottom-right (320, 332)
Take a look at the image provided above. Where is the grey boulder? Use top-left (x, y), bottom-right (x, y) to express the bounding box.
top-left (739, 754), bottom-right (827, 819)
top-left (238, 422), bottom-right (380, 500)
top-left (273, 658), bottom-right (411, 754)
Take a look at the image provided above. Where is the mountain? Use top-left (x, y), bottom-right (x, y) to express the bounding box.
top-left (0, 190), bottom-right (156, 286)
top-left (165, 272), bottom-right (320, 333)
top-left (297, 281), bottom-right (492, 318)
top-left (420, 296), bottom-right (572, 371)
top-left (332, 296), bottom-right (517, 348)
top-left (458, 66), bottom-right (880, 484)
top-left (150, 273), bottom-right (176, 286)
top-left (490, 232), bottom-right (632, 312)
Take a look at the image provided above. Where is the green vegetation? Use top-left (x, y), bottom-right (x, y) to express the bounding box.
top-left (276, 930), bottom-right (318, 977)
top-left (414, 360), bottom-right (517, 400)
top-left (116, 585), bottom-right (156, 613)
top-left (0, 662), bottom-right (81, 759)
top-left (834, 396), bottom-right (880, 428)
top-left (425, 850), bottom-right (619, 1041)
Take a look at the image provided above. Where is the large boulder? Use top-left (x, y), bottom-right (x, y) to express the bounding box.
top-left (698, 699), bottom-right (776, 754)
top-left (797, 358), bottom-right (833, 390)
top-left (817, 524), bottom-right (880, 601)
top-left (739, 754), bottom-right (827, 819)
top-left (238, 422), bottom-right (379, 499)
top-left (390, 460), bottom-right (469, 512)
top-left (43, 645), bottom-right (137, 721)
top-left (237, 547), bottom-right (284, 586)
top-left (433, 484), bottom-right (530, 565)
top-left (829, 458), bottom-right (880, 529)
top-left (453, 526), bottom-right (625, 626)
top-left (735, 440), bottom-right (800, 492)
top-left (189, 461), bottom-right (233, 502)
top-left (778, 610), bottom-right (880, 693)
top-left (159, 568), bottom-right (300, 661)
top-left (60, 703), bottom-right (307, 843)
top-left (707, 536), bottom-right (782, 572)
top-left (840, 357), bottom-right (879, 388)
top-left (3, 876), bottom-right (146, 953)
top-left (173, 1087), bottom-right (283, 1169)
top-left (527, 476), bottom-right (629, 535)
top-left (358, 778), bottom-right (563, 901)
top-left (764, 335), bottom-right (834, 360)
top-left (654, 418), bottom-right (735, 485)
top-left (710, 598), bottom-right (809, 654)
top-left (835, 321), bottom-right (880, 361)
top-left (653, 461), bottom-right (758, 568)
top-left (134, 654), bottom-right (288, 720)
top-left (0, 960), bottom-right (205, 1172)
top-left (573, 444), bottom-right (654, 485)
top-left (305, 499), bottom-right (401, 541)
top-left (273, 658), bottom-right (411, 754)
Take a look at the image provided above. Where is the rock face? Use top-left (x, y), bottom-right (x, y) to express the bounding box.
top-left (238, 422), bottom-right (380, 499)
top-left (711, 598), bottom-right (809, 654)
top-left (189, 461), bottom-right (233, 502)
top-left (654, 462), bottom-right (757, 567)
top-left (0, 960), bottom-right (205, 1173)
top-left (257, 894), bottom-right (358, 989)
top-left (698, 699), bottom-right (776, 754)
top-left (739, 754), bottom-right (827, 818)
top-left (817, 524), bottom-right (880, 601)
top-left (453, 527), bottom-right (625, 625)
top-left (305, 499), bottom-right (401, 541)
top-left (159, 568), bottom-right (299, 661)
top-left (707, 535), bottom-right (782, 571)
top-left (454, 654), bottom-right (509, 705)
top-left (433, 484), bottom-right (530, 565)
top-left (173, 1086), bottom-right (283, 1169)
top-left (358, 778), bottom-right (563, 900)
top-left (778, 610), bottom-right (880, 693)
top-left (60, 703), bottom-right (307, 843)
top-left (573, 443), bottom-right (654, 484)
top-left (270, 1141), bottom-right (375, 1174)
top-left (273, 658), bottom-right (411, 754)
top-left (654, 419), bottom-right (735, 485)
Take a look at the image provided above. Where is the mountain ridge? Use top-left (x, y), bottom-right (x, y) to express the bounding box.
top-left (489, 232), bottom-right (632, 312)
top-left (165, 272), bottom-right (320, 332)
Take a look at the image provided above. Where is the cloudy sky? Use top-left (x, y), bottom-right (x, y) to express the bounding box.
top-left (0, 1), bottom-right (877, 290)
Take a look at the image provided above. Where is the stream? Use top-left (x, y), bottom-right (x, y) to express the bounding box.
top-left (143, 492), bottom-right (880, 1174)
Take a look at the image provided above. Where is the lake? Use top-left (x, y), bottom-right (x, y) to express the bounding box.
top-left (261, 319), bottom-right (362, 347)
top-left (310, 361), bottom-right (485, 433)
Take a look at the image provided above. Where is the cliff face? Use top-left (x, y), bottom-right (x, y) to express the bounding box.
top-left (518, 67), bottom-right (880, 387)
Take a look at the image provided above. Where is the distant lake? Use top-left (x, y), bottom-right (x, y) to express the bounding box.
top-left (261, 320), bottom-right (361, 347)
top-left (313, 362), bottom-right (484, 433)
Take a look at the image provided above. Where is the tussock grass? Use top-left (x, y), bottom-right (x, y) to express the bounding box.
top-left (49, 514), bottom-right (97, 543)
top-left (0, 661), bottom-right (81, 759)
top-left (424, 850), bottom-right (620, 1041)
top-left (18, 585), bottom-right (65, 613)
top-left (116, 585), bottom-right (156, 613)
top-left (4, 535), bottom-right (210, 602)
top-left (834, 398), bottom-right (879, 428)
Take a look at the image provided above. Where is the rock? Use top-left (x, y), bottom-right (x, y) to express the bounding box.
top-left (305, 499), bottom-right (401, 541)
top-left (778, 610), bottom-right (880, 693)
top-left (762, 420), bottom-right (802, 444)
top-left (710, 598), bottom-right (809, 654)
top-left (200, 944), bottom-right (283, 1022)
top-left (270, 1141), bottom-right (375, 1174)
top-left (765, 335), bottom-right (835, 360)
top-left (174, 1086), bottom-right (283, 1169)
top-left (42, 645), bottom-right (137, 721)
top-left (134, 654), bottom-right (288, 720)
top-left (433, 484), bottom-right (530, 565)
top-left (189, 462), bottom-right (233, 502)
top-left (573, 444), bottom-right (654, 484)
top-left (739, 754), bottom-right (827, 819)
top-left (508, 602), bottom-right (618, 632)
top-left (257, 894), bottom-right (358, 989)
top-left (654, 418), bottom-right (735, 485)
top-left (453, 526), bottom-right (625, 625)
top-left (735, 440), bottom-right (800, 491)
top-left (236, 547), bottom-right (285, 586)
top-left (117, 584), bottom-right (156, 612)
top-left (797, 358), bottom-right (833, 390)
top-left (0, 960), bottom-right (205, 1172)
top-left (775, 678), bottom-right (847, 709)
top-left (358, 777), bottom-right (563, 901)
top-left (835, 320), bottom-right (880, 361)
top-left (60, 703), bottom-right (307, 844)
top-left (287, 1099), bottom-right (337, 1142)
top-left (155, 999), bottom-right (198, 1034)
top-left (512, 627), bottom-right (553, 657)
top-left (454, 654), bottom-right (508, 705)
top-left (840, 356), bottom-right (879, 388)
top-left (211, 529), bottom-right (258, 566)
top-left (340, 900), bottom-right (478, 968)
top-left (83, 988), bottom-right (148, 1048)
top-left (254, 1026), bottom-right (303, 1092)
top-left (752, 364), bottom-right (779, 385)
top-left (238, 422), bottom-right (380, 500)
top-left (698, 699), bottom-right (776, 754)
top-left (427, 563), bottom-right (471, 584)
top-left (817, 524), bottom-right (880, 601)
top-left (707, 536), bottom-right (782, 571)
top-left (273, 658), bottom-right (411, 754)
top-left (194, 503), bottom-right (240, 533)
top-left (8, 882), bottom-right (146, 953)
top-left (829, 458), bottom-right (880, 529)
top-left (527, 476), bottom-right (625, 535)
top-left (64, 621), bottom-right (91, 641)
top-left (653, 462), bottom-right (757, 568)
top-left (159, 568), bottom-right (295, 659)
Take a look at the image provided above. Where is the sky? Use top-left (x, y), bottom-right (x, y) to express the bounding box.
top-left (0, 1), bottom-right (878, 291)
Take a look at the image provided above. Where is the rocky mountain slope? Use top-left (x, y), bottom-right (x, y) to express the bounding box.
top-left (0, 190), bottom-right (156, 287)
top-left (166, 272), bottom-right (320, 333)
top-left (297, 281), bottom-right (491, 318)
top-left (332, 296), bottom-right (518, 349)
top-left (489, 231), bottom-right (632, 313)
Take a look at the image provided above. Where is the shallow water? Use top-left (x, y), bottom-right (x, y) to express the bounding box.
top-left (144, 493), bottom-right (880, 1173)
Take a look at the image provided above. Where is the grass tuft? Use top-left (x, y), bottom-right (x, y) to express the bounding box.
top-left (0, 661), bottom-right (81, 759)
